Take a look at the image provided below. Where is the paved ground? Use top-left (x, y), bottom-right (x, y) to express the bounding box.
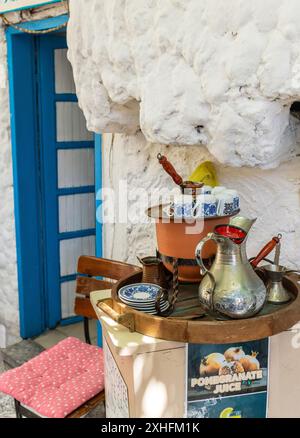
top-left (0, 321), bottom-right (105, 418)
top-left (0, 361), bottom-right (15, 418)
top-left (34, 320), bottom-right (98, 348)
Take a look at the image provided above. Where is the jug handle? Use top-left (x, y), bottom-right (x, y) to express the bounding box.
top-left (195, 234), bottom-right (216, 304)
top-left (195, 233), bottom-right (215, 275)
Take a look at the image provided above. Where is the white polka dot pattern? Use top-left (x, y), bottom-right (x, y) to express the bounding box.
top-left (0, 337), bottom-right (104, 418)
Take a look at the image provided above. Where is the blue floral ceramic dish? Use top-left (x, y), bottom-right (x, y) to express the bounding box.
top-left (118, 283), bottom-right (163, 303)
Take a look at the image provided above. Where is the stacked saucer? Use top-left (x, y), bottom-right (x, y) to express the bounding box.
top-left (118, 283), bottom-right (170, 315)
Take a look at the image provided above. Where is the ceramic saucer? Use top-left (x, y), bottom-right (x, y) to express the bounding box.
top-left (125, 301), bottom-right (170, 312)
top-left (130, 302), bottom-right (170, 315)
top-left (120, 298), bottom-right (169, 312)
top-left (119, 296), bottom-right (166, 307)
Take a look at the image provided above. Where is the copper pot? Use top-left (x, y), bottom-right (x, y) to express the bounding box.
top-left (147, 205), bottom-right (238, 283)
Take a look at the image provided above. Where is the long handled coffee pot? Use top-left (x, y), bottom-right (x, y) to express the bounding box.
top-left (195, 217), bottom-right (280, 319)
top-left (157, 154), bottom-right (203, 198)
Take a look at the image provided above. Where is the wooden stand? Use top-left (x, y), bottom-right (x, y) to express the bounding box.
top-left (96, 272), bottom-right (300, 344)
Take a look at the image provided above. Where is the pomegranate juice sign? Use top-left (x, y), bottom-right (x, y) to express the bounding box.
top-left (187, 339), bottom-right (269, 418)
top-left (0, 0), bottom-right (60, 13)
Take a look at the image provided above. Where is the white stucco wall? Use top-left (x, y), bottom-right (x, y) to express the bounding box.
top-left (67, 0), bottom-right (300, 169)
top-left (0, 23), bottom-right (19, 346)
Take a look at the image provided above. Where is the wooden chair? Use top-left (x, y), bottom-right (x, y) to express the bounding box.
top-left (0, 256), bottom-right (141, 419)
top-left (75, 256), bottom-right (142, 344)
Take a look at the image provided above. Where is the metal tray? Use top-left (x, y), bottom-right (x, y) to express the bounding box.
top-left (96, 271), bottom-right (300, 344)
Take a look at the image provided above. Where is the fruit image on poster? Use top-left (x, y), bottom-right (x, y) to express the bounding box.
top-left (187, 339), bottom-right (269, 418)
top-left (188, 392), bottom-right (268, 419)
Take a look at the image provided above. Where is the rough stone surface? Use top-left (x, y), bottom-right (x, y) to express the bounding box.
top-left (68, 0), bottom-right (300, 168)
top-left (0, 340), bottom-right (45, 369)
top-left (102, 133), bottom-right (300, 271)
top-left (0, 359), bottom-right (15, 418)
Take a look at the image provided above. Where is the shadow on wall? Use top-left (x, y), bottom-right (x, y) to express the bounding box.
top-left (290, 102), bottom-right (300, 122)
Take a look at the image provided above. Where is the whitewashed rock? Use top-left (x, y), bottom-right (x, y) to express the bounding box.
top-left (67, 0), bottom-right (300, 168)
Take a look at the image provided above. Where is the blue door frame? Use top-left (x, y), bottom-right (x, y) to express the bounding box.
top-left (6, 15), bottom-right (103, 338)
top-left (38, 35), bottom-right (97, 328)
top-left (95, 134), bottom-right (103, 346)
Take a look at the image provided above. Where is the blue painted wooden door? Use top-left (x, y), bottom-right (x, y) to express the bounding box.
top-left (38, 35), bottom-right (96, 327)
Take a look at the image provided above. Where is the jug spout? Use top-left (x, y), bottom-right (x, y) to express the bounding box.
top-left (229, 216), bottom-right (257, 234)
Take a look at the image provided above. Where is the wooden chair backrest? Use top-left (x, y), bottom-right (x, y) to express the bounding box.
top-left (77, 256), bottom-right (141, 279)
top-left (75, 256), bottom-right (142, 298)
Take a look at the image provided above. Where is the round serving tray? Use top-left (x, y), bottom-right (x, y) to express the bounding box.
top-left (100, 271), bottom-right (300, 344)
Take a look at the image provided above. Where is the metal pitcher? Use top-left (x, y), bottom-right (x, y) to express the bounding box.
top-left (195, 218), bottom-right (267, 319)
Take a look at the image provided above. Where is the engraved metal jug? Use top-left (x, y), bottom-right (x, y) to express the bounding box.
top-left (195, 218), bottom-right (267, 319)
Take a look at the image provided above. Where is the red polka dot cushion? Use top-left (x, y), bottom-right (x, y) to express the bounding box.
top-left (0, 337), bottom-right (104, 418)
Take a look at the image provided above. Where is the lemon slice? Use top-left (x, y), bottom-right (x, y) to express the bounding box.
top-left (220, 407), bottom-right (242, 418)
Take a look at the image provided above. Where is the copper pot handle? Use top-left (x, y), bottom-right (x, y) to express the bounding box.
top-left (97, 299), bottom-right (135, 332)
top-left (251, 234), bottom-right (282, 268)
top-left (157, 153), bottom-right (183, 186)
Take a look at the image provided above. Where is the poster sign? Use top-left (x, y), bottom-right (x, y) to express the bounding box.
top-left (0, 0), bottom-right (60, 14)
top-left (187, 339), bottom-right (269, 418)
